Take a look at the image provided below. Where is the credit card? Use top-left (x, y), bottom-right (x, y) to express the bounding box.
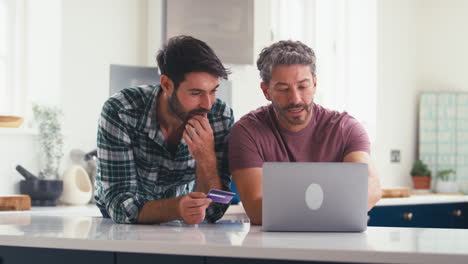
top-left (206, 189), bottom-right (236, 204)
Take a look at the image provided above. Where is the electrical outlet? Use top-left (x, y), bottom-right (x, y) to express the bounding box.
top-left (391, 150), bottom-right (401, 163)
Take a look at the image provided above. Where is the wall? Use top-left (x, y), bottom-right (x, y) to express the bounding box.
top-left (228, 0), bottom-right (271, 119)
top-left (60, 0), bottom-right (148, 152)
top-left (0, 132), bottom-right (40, 194)
top-left (416, 0), bottom-right (468, 92)
top-left (373, 0), bottom-right (419, 187)
top-left (415, 0), bottom-right (468, 184)
top-left (374, 0), bottom-right (468, 187)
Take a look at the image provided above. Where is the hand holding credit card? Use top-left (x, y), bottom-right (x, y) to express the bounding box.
top-left (206, 189), bottom-right (236, 204)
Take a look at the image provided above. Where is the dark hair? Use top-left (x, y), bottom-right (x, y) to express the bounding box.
top-left (156, 35), bottom-right (230, 89)
top-left (256, 40), bottom-right (316, 84)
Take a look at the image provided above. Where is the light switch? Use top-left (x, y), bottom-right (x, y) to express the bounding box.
top-left (391, 150), bottom-right (401, 163)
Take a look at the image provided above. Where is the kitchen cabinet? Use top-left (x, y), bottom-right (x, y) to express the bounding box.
top-left (205, 257), bottom-right (346, 264)
top-left (368, 202), bottom-right (468, 228)
top-left (0, 246), bottom-right (113, 264)
top-left (0, 248), bottom-right (371, 264)
top-left (116, 253), bottom-right (345, 264)
top-left (116, 253), bottom-right (203, 264)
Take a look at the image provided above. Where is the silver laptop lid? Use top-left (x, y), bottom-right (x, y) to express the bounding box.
top-left (262, 162), bottom-right (368, 232)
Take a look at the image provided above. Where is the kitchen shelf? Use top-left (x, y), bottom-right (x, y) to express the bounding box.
top-left (0, 128), bottom-right (38, 136)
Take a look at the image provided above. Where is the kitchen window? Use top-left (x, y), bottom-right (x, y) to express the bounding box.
top-left (0, 0), bottom-right (11, 114)
top-left (0, 0), bottom-right (61, 121)
top-left (0, 0), bottom-right (26, 117)
top-left (271, 0), bottom-right (377, 141)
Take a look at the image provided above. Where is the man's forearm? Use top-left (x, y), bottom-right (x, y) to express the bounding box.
top-left (137, 197), bottom-right (181, 224)
top-left (195, 154), bottom-right (222, 193)
top-left (367, 165), bottom-right (382, 210)
top-left (368, 177), bottom-right (382, 210)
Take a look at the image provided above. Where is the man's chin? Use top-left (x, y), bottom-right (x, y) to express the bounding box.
top-left (289, 119), bottom-right (307, 126)
top-left (285, 112), bottom-right (311, 126)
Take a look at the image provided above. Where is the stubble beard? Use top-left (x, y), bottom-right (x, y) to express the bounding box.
top-left (168, 92), bottom-right (209, 123)
top-left (272, 100), bottom-right (313, 126)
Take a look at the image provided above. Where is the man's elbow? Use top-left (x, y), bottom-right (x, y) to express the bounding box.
top-left (243, 200), bottom-right (263, 225)
top-left (249, 216), bottom-right (262, 225)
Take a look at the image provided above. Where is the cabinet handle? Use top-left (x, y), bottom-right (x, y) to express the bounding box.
top-left (453, 209), bottom-right (462, 217)
top-left (403, 212), bottom-right (413, 221)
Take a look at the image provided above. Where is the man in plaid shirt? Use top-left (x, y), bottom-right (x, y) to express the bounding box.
top-left (95, 36), bottom-right (234, 224)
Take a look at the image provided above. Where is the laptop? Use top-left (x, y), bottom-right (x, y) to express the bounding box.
top-left (262, 162), bottom-right (368, 232)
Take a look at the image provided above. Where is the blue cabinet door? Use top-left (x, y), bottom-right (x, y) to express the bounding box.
top-left (368, 203), bottom-right (468, 228)
top-left (449, 203), bottom-right (468, 228)
top-left (368, 205), bottom-right (425, 227)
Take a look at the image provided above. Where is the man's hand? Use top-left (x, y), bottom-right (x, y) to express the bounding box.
top-left (177, 192), bottom-right (212, 225)
top-left (183, 115), bottom-right (221, 194)
top-left (183, 115), bottom-right (215, 162)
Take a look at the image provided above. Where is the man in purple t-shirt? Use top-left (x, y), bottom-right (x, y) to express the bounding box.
top-left (229, 40), bottom-right (382, 225)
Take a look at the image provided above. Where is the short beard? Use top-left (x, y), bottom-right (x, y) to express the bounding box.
top-left (168, 92), bottom-right (209, 123)
top-left (272, 101), bottom-right (313, 126)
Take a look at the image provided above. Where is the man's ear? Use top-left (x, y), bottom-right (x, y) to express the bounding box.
top-left (311, 74), bottom-right (318, 95)
top-left (160, 75), bottom-right (175, 95)
top-left (261, 82), bottom-right (272, 101)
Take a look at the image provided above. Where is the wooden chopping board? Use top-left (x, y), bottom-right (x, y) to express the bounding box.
top-left (382, 187), bottom-right (411, 198)
top-left (0, 195), bottom-right (31, 211)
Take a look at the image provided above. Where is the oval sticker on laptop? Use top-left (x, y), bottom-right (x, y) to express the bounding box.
top-left (305, 183), bottom-right (324, 210)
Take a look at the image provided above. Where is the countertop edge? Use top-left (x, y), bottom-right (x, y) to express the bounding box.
top-left (0, 235), bottom-right (467, 264)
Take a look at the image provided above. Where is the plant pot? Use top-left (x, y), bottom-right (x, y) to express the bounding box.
top-left (412, 176), bottom-right (431, 190)
top-left (19, 179), bottom-right (63, 206)
top-left (435, 180), bottom-right (459, 193)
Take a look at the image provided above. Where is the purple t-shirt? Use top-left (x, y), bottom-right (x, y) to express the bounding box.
top-left (229, 103), bottom-right (370, 171)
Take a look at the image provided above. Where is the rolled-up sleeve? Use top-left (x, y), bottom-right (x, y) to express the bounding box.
top-left (204, 108), bottom-right (234, 223)
top-left (95, 101), bottom-right (150, 224)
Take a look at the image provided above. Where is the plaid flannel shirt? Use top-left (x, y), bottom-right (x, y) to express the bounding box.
top-left (95, 85), bottom-right (234, 224)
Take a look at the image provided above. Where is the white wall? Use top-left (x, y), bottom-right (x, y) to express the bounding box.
top-left (416, 0), bottom-right (468, 92)
top-left (26, 0), bottom-right (62, 106)
top-left (373, 0), bottom-right (419, 187)
top-left (61, 0), bottom-right (148, 153)
top-left (229, 0), bottom-right (271, 119)
top-left (0, 133), bottom-right (40, 194)
top-left (374, 0), bottom-right (468, 187)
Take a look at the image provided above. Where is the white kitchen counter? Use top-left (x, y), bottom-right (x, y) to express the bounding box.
top-left (376, 194), bottom-right (468, 206)
top-left (0, 205), bottom-right (468, 264)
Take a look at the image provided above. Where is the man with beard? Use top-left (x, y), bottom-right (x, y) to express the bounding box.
top-left (228, 40), bottom-right (382, 225)
top-left (95, 36), bottom-right (233, 225)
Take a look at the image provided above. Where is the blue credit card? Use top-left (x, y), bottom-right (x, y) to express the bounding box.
top-left (206, 189), bottom-right (236, 204)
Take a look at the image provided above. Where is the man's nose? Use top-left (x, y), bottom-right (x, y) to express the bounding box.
top-left (288, 89), bottom-right (302, 105)
top-left (200, 94), bottom-right (212, 110)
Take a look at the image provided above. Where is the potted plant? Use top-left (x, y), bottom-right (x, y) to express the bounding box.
top-left (18, 104), bottom-right (64, 206)
top-left (434, 169), bottom-right (459, 193)
top-left (410, 160), bottom-right (432, 190)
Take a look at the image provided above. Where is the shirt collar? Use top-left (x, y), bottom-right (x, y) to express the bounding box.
top-left (142, 85), bottom-right (161, 140)
top-left (142, 85), bottom-right (187, 147)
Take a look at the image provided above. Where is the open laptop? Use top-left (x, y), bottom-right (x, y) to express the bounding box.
top-left (262, 162), bottom-right (368, 232)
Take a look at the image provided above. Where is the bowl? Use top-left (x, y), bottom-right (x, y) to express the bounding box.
top-left (0, 116), bottom-right (24, 128)
top-left (19, 180), bottom-right (63, 206)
